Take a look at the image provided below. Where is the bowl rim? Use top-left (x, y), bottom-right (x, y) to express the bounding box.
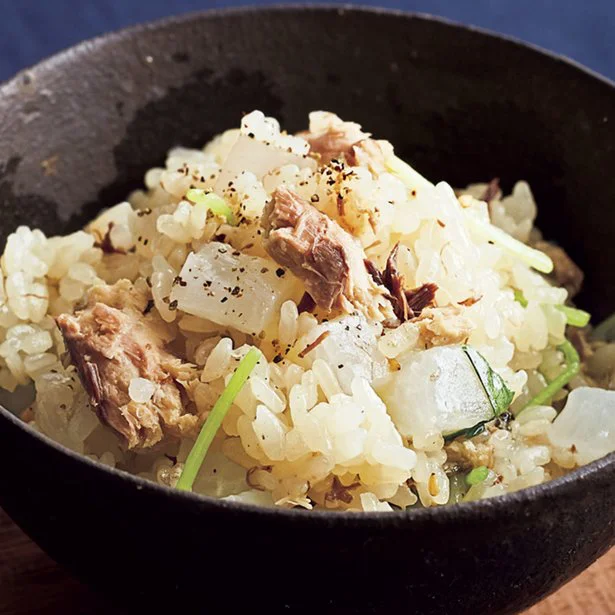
top-left (3, 3), bottom-right (615, 92)
top-left (1, 3), bottom-right (614, 524)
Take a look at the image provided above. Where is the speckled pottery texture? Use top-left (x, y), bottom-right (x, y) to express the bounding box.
top-left (0, 7), bottom-right (613, 614)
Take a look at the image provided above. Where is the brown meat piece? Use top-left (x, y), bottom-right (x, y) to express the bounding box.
top-left (480, 178), bottom-right (501, 204)
top-left (324, 476), bottom-right (360, 508)
top-left (406, 283), bottom-right (438, 314)
top-left (302, 131), bottom-right (389, 175)
top-left (94, 222), bottom-right (125, 255)
top-left (261, 187), bottom-right (351, 310)
top-left (414, 305), bottom-right (474, 347)
top-left (366, 246), bottom-right (437, 323)
top-left (300, 130), bottom-right (356, 165)
top-left (382, 244), bottom-right (411, 321)
top-left (364, 259), bottom-right (385, 285)
top-left (298, 112), bottom-right (393, 175)
top-left (262, 187), bottom-right (389, 317)
top-left (297, 292), bottom-right (316, 314)
top-left (56, 281), bottom-right (198, 450)
top-left (480, 177), bottom-right (502, 219)
top-left (298, 114), bottom-right (368, 165)
top-left (346, 139), bottom-right (392, 175)
top-left (534, 240), bottom-right (584, 298)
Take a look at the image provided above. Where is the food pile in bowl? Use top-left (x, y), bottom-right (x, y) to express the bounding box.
top-left (1, 110), bottom-right (613, 511)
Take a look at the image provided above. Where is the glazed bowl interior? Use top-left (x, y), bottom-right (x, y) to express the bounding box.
top-left (0, 6), bottom-right (614, 615)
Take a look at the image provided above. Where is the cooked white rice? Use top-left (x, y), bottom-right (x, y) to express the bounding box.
top-left (1, 109), bottom-right (614, 512)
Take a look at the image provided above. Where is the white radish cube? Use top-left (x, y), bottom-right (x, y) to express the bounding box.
top-left (381, 345), bottom-right (493, 439)
top-left (549, 387), bottom-right (615, 465)
top-left (171, 242), bottom-right (295, 335)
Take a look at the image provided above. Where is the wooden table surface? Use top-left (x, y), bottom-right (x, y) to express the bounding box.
top-left (0, 507), bottom-right (613, 614)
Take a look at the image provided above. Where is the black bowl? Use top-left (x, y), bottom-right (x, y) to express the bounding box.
top-left (0, 6), bottom-right (613, 614)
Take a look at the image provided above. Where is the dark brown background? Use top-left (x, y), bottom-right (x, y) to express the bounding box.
top-left (1, 508), bottom-right (612, 614)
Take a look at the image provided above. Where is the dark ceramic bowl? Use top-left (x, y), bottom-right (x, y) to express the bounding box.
top-left (0, 6), bottom-right (613, 614)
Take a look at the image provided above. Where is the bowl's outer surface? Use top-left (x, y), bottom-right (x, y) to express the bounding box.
top-left (0, 6), bottom-right (613, 614)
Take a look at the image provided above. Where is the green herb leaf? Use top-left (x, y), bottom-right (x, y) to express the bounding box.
top-left (462, 345), bottom-right (514, 417)
top-left (466, 466), bottom-right (489, 486)
top-left (555, 305), bottom-right (591, 328)
top-left (514, 289), bottom-right (528, 308)
top-left (521, 340), bottom-right (580, 410)
top-left (186, 188), bottom-right (236, 225)
top-left (176, 348), bottom-right (261, 491)
top-left (444, 421), bottom-right (487, 443)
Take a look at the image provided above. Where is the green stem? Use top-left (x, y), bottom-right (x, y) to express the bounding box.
top-left (176, 348), bottom-right (261, 491)
top-left (185, 188), bottom-right (236, 225)
top-left (467, 217), bottom-right (553, 274)
top-left (522, 340), bottom-right (580, 410)
top-left (385, 155), bottom-right (553, 273)
top-left (555, 305), bottom-right (590, 327)
top-left (384, 155), bottom-right (433, 192)
top-left (466, 466), bottom-right (489, 486)
top-left (515, 291), bottom-right (591, 327)
top-left (514, 289), bottom-right (528, 307)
